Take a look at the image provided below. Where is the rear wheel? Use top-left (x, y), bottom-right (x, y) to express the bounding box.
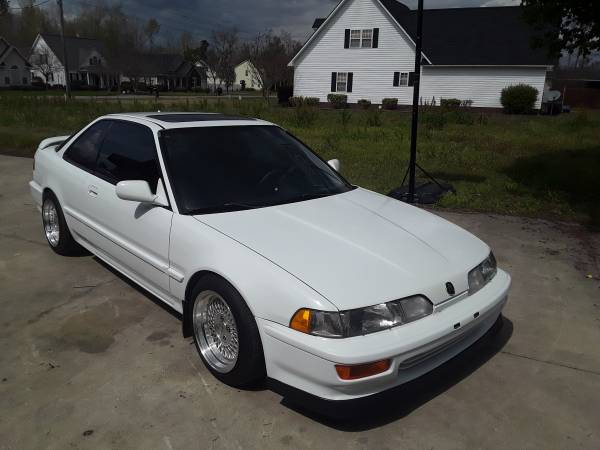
top-left (191, 275), bottom-right (266, 387)
top-left (42, 192), bottom-right (84, 256)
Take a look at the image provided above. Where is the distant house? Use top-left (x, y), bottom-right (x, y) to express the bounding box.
top-left (235, 60), bottom-right (262, 90)
top-left (0, 37), bottom-right (31, 87)
top-left (289, 0), bottom-right (554, 109)
top-left (30, 33), bottom-right (119, 89)
top-left (122, 53), bottom-right (207, 90)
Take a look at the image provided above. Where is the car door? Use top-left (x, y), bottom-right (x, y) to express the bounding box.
top-left (84, 119), bottom-right (174, 301)
top-left (59, 120), bottom-right (111, 247)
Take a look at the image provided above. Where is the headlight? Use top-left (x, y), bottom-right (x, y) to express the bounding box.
top-left (290, 295), bottom-right (433, 338)
top-left (468, 252), bottom-right (497, 295)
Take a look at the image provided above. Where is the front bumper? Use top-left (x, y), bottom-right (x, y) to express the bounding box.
top-left (258, 269), bottom-right (511, 401)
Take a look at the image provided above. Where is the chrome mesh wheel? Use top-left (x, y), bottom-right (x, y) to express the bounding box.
top-left (193, 290), bottom-right (239, 373)
top-left (42, 198), bottom-right (60, 247)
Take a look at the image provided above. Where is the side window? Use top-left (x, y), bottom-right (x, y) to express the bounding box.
top-left (96, 121), bottom-right (160, 192)
top-left (63, 120), bottom-right (110, 171)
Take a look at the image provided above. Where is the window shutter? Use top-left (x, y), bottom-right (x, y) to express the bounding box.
top-left (408, 71), bottom-right (416, 86)
top-left (347, 73), bottom-right (353, 92)
top-left (393, 72), bottom-right (400, 87)
top-left (344, 29), bottom-right (350, 48)
top-left (331, 72), bottom-right (337, 92)
top-left (372, 28), bottom-right (379, 48)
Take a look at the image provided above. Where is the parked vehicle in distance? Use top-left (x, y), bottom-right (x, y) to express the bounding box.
top-left (30, 112), bottom-right (511, 401)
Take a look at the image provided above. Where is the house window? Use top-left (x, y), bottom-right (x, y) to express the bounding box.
top-left (393, 72), bottom-right (412, 87)
top-left (22, 77), bottom-right (28, 84)
top-left (361, 29), bottom-right (372, 48)
top-left (346, 28), bottom-right (378, 48)
top-left (4, 77), bottom-right (9, 85)
top-left (336, 72), bottom-right (348, 92)
top-left (350, 30), bottom-right (361, 48)
top-left (38, 54), bottom-right (48, 65)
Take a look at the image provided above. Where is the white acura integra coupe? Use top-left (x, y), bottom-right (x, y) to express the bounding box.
top-left (30, 112), bottom-right (510, 401)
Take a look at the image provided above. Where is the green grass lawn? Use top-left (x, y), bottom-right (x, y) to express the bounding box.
top-left (1, 94), bottom-right (598, 228)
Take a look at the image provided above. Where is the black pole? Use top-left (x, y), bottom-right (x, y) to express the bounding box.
top-left (407, 0), bottom-right (424, 203)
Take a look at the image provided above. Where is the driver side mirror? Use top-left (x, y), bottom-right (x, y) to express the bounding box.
top-left (116, 180), bottom-right (168, 207)
top-left (328, 159), bottom-right (340, 172)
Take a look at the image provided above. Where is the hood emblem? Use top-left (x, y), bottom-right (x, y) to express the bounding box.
top-left (446, 282), bottom-right (455, 295)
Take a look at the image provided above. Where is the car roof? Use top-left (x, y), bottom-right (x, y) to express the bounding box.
top-left (103, 112), bottom-right (274, 129)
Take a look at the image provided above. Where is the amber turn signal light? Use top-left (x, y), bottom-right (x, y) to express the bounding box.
top-left (290, 308), bottom-right (312, 334)
top-left (335, 359), bottom-right (391, 380)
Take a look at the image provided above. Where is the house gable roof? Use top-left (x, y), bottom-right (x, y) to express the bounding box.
top-left (289, 0), bottom-right (424, 66)
top-left (0, 37), bottom-right (32, 67)
top-left (37, 33), bottom-right (106, 69)
top-left (291, 0), bottom-right (554, 67)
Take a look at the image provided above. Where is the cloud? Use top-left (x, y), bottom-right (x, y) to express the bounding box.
top-left (113, 0), bottom-right (515, 42)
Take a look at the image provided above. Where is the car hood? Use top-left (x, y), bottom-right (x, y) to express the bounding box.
top-left (194, 188), bottom-right (490, 310)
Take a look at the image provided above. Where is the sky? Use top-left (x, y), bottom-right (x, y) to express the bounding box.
top-left (75, 0), bottom-right (520, 43)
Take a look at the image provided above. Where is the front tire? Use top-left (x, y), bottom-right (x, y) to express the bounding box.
top-left (190, 275), bottom-right (266, 387)
top-left (42, 192), bottom-right (84, 256)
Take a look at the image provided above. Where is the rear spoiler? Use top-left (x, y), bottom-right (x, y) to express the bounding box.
top-left (38, 135), bottom-right (70, 151)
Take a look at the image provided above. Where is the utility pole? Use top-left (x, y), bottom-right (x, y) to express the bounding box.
top-left (57, 0), bottom-right (71, 99)
top-left (407, 0), bottom-right (424, 203)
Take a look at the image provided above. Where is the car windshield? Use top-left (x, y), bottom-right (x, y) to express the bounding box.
top-left (160, 125), bottom-right (354, 214)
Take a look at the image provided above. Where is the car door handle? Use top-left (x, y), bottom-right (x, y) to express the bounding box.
top-left (88, 185), bottom-right (98, 197)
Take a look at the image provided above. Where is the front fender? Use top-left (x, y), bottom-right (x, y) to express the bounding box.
top-left (170, 214), bottom-right (337, 336)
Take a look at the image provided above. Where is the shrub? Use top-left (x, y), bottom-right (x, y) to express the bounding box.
top-left (357, 99), bottom-right (371, 110)
top-left (382, 98), bottom-right (398, 110)
top-left (440, 98), bottom-right (462, 109)
top-left (289, 96), bottom-right (319, 107)
top-left (501, 84), bottom-right (538, 114)
top-left (327, 93), bottom-right (348, 109)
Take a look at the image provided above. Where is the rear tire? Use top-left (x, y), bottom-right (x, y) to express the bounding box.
top-left (190, 274), bottom-right (266, 387)
top-left (42, 192), bottom-right (84, 256)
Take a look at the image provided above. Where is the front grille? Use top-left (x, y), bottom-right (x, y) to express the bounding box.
top-left (397, 323), bottom-right (481, 370)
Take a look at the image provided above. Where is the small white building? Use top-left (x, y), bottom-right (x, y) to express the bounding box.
top-left (289, 0), bottom-right (554, 109)
top-left (0, 37), bottom-right (31, 87)
top-left (235, 60), bottom-right (262, 90)
top-left (30, 33), bottom-right (119, 88)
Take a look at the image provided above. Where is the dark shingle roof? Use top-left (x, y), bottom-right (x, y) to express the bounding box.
top-left (312, 18), bottom-right (326, 29)
top-left (378, 0), bottom-right (554, 65)
top-left (40, 33), bottom-right (105, 68)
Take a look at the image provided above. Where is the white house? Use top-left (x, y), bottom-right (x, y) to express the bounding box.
top-left (30, 33), bottom-right (119, 89)
top-left (235, 60), bottom-right (262, 90)
top-left (289, 0), bottom-right (554, 109)
top-left (0, 37), bottom-right (31, 87)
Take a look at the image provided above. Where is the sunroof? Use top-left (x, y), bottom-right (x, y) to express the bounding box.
top-left (147, 113), bottom-right (253, 123)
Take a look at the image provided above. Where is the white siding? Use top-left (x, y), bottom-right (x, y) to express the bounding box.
top-left (421, 66), bottom-right (548, 109)
top-left (293, 0), bottom-right (416, 105)
top-left (292, 0), bottom-right (549, 108)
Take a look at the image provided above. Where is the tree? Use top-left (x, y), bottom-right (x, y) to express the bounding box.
top-left (181, 32), bottom-right (209, 64)
top-left (522, 0), bottom-right (600, 65)
top-left (211, 29), bottom-right (239, 92)
top-left (243, 30), bottom-right (300, 100)
top-left (204, 48), bottom-right (221, 91)
top-left (31, 47), bottom-right (61, 85)
top-left (0, 0), bottom-right (9, 15)
top-left (144, 18), bottom-right (161, 52)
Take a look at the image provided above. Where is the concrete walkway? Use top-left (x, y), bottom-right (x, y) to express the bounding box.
top-left (0, 154), bottom-right (598, 449)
